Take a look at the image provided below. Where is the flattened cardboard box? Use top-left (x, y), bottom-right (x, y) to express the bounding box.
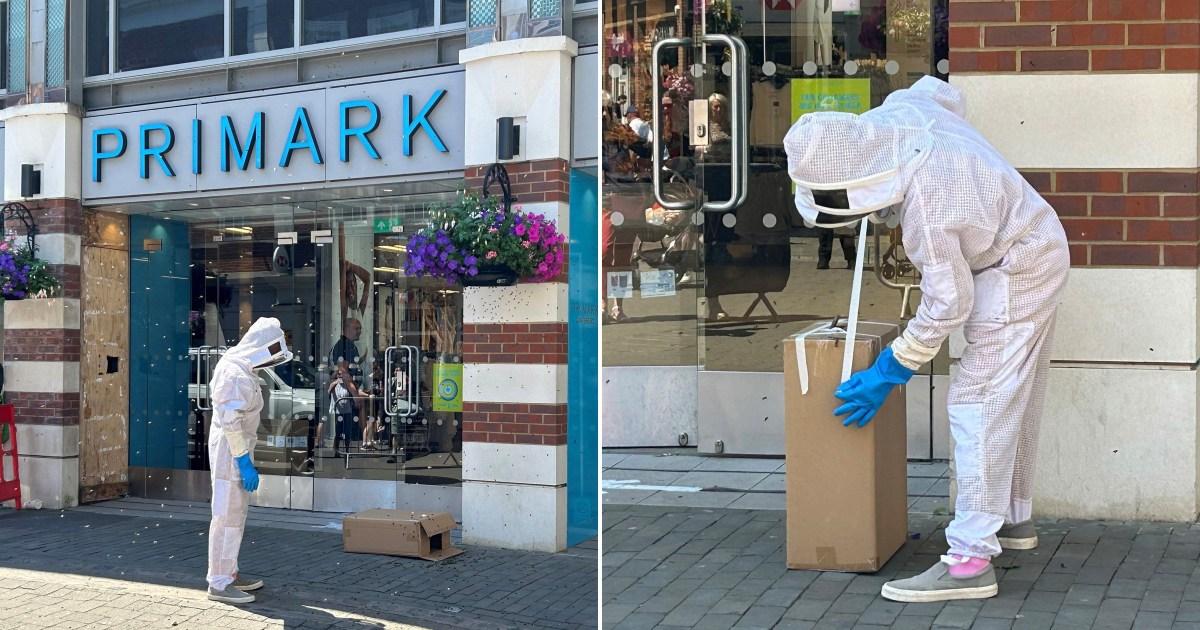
top-left (342, 509), bottom-right (464, 561)
top-left (784, 321), bottom-right (908, 572)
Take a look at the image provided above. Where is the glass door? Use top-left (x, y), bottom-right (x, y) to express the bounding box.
top-left (307, 194), bottom-right (462, 514)
top-left (194, 205), bottom-right (305, 509)
top-left (129, 204), bottom-right (306, 507)
top-left (602, 0), bottom-right (949, 456)
top-left (601, 1), bottom-right (707, 448)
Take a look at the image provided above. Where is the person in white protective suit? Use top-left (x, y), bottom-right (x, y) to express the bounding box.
top-left (205, 317), bottom-right (293, 604)
top-left (783, 75), bottom-right (1070, 603)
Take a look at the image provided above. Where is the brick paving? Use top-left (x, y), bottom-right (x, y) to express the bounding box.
top-left (603, 503), bottom-right (1200, 629)
top-left (0, 506), bottom-right (596, 630)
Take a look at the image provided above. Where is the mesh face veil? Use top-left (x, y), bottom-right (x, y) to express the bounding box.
top-left (226, 317), bottom-right (294, 370)
top-left (784, 110), bottom-right (932, 228)
top-left (247, 335), bottom-right (292, 369)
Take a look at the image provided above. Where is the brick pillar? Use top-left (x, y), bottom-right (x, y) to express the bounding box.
top-left (3, 199), bottom-right (84, 509)
top-left (459, 37), bottom-right (577, 551)
top-left (947, 0), bottom-right (1200, 520)
top-left (0, 103), bottom-right (85, 509)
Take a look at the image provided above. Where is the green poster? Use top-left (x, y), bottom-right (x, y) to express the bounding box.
top-left (433, 362), bottom-right (463, 412)
top-left (790, 78), bottom-right (872, 121)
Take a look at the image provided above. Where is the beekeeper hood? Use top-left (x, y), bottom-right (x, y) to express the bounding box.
top-left (784, 110), bottom-right (933, 229)
top-left (225, 317), bottom-right (293, 370)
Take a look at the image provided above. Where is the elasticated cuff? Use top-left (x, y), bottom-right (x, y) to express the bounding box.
top-left (224, 430), bottom-right (249, 458)
top-left (891, 330), bottom-right (942, 371)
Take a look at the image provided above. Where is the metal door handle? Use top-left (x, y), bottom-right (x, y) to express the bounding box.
top-left (384, 346), bottom-right (396, 417)
top-left (701, 33), bottom-right (747, 213)
top-left (405, 346), bottom-right (420, 418)
top-left (652, 37), bottom-right (695, 210)
top-left (730, 35), bottom-right (749, 209)
top-left (195, 346), bottom-right (212, 411)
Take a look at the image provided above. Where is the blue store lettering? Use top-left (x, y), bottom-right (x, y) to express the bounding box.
top-left (90, 90), bottom-right (448, 183)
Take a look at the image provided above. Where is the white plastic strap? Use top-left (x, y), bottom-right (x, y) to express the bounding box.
top-left (793, 324), bottom-right (845, 396)
top-left (842, 218), bottom-right (870, 382)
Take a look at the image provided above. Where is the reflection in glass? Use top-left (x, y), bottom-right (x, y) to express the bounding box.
top-left (117, 0), bottom-right (223, 72)
top-left (444, 0), bottom-right (466, 24)
top-left (233, 0), bottom-right (295, 55)
top-left (601, 0), bottom-right (944, 373)
top-left (302, 0), bottom-right (435, 45)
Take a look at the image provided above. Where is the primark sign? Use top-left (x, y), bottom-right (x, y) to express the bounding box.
top-left (82, 71), bottom-right (465, 201)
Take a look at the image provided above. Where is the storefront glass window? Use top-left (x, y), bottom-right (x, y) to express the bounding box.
top-left (444, 0), bottom-right (467, 24)
top-left (8, 0), bottom-right (24, 92)
top-left (601, 0), bottom-right (949, 452)
top-left (85, 0), bottom-right (108, 76)
top-left (232, 0), bottom-right (294, 55)
top-left (302, 0), bottom-right (436, 46)
top-left (46, 0), bottom-right (65, 87)
top-left (116, 0), bottom-right (224, 72)
top-left (127, 187), bottom-right (465, 510)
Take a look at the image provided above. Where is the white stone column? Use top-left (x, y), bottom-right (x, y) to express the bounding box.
top-left (457, 37), bottom-right (577, 551)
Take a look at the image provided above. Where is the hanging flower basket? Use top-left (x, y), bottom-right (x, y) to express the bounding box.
top-left (0, 204), bottom-right (60, 302)
top-left (0, 232), bottom-right (59, 302)
top-left (405, 164), bottom-right (566, 287)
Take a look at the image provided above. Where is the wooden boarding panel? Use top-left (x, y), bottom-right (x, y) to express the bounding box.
top-left (80, 213), bottom-right (130, 504)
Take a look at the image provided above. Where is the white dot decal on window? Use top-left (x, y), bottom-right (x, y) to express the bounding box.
top-left (690, 63), bottom-right (705, 78)
top-left (692, 213), bottom-right (705, 226)
top-left (611, 212), bottom-right (625, 226)
top-left (608, 64), bottom-right (623, 78)
top-left (844, 61), bottom-right (859, 76)
top-left (722, 214), bottom-right (737, 228)
top-left (722, 62), bottom-right (732, 77)
top-left (763, 214), bottom-right (777, 228)
top-left (762, 61), bottom-right (777, 76)
top-left (885, 60), bottom-right (900, 75)
top-left (938, 59), bottom-right (950, 74)
top-left (803, 61), bottom-right (818, 76)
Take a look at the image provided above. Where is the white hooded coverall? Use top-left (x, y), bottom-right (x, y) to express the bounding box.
top-left (207, 317), bottom-right (289, 590)
top-left (784, 76), bottom-right (1070, 559)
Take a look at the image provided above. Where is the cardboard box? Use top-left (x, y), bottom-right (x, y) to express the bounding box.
top-left (784, 321), bottom-right (908, 572)
top-left (342, 509), bottom-right (464, 561)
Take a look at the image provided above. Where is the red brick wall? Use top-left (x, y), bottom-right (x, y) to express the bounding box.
top-left (6, 392), bottom-right (80, 426)
top-left (462, 402), bottom-right (567, 445)
top-left (7, 198), bottom-right (85, 238)
top-left (951, 0), bottom-right (1200, 72)
top-left (462, 323), bottom-right (567, 364)
top-left (465, 159), bottom-right (570, 204)
top-left (3, 329), bottom-right (82, 362)
top-left (3, 197), bottom-right (84, 426)
top-left (1023, 169), bottom-right (1200, 266)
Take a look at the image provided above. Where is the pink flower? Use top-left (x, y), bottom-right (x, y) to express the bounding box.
top-left (522, 241), bottom-right (532, 248)
top-left (488, 227), bottom-right (498, 233)
top-left (515, 223), bottom-right (526, 236)
top-left (486, 251), bottom-right (498, 260)
top-left (529, 229), bottom-right (541, 244)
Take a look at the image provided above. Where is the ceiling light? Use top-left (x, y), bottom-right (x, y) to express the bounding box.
top-left (373, 266), bottom-right (401, 274)
top-left (376, 244), bottom-right (407, 253)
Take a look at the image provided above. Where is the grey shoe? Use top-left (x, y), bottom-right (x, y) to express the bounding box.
top-left (232, 575), bottom-right (263, 592)
top-left (881, 557), bottom-right (998, 603)
top-left (997, 521), bottom-right (1038, 550)
top-left (207, 585), bottom-right (255, 604)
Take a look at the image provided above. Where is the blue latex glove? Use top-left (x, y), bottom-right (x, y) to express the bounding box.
top-left (834, 346), bottom-right (915, 428)
top-left (234, 453), bottom-right (260, 492)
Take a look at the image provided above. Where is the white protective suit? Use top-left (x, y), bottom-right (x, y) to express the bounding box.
top-left (785, 76), bottom-right (1070, 559)
top-left (206, 317), bottom-right (292, 590)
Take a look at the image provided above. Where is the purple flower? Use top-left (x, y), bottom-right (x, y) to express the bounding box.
top-left (514, 223), bottom-right (526, 236)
